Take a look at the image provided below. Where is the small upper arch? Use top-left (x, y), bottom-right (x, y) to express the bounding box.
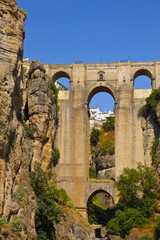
top-left (52, 71), bottom-right (71, 90)
top-left (133, 69), bottom-right (153, 89)
top-left (133, 68), bottom-right (153, 81)
top-left (52, 71), bottom-right (70, 83)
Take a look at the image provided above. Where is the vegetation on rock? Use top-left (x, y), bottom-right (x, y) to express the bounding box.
top-left (89, 167), bottom-right (96, 179)
top-left (89, 117), bottom-right (115, 182)
top-left (107, 208), bottom-right (146, 238)
top-left (139, 88), bottom-right (160, 120)
top-left (115, 163), bottom-right (158, 214)
top-left (30, 162), bottom-right (73, 239)
top-left (50, 82), bottom-right (59, 105)
top-left (12, 186), bottom-right (27, 207)
top-left (90, 129), bottom-right (100, 146)
top-left (20, 9), bottom-right (28, 19)
top-left (0, 217), bottom-right (7, 230)
top-left (151, 138), bottom-right (159, 163)
top-left (52, 146), bottom-right (60, 166)
top-left (107, 163), bottom-right (159, 238)
top-left (24, 123), bottom-right (36, 139)
top-left (90, 117), bottom-right (115, 157)
top-left (11, 217), bottom-right (26, 234)
top-left (102, 116), bottom-right (114, 132)
top-left (138, 237), bottom-right (152, 240)
top-left (100, 140), bottom-right (115, 156)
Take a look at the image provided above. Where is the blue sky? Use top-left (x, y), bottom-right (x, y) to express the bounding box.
top-left (17, 0), bottom-right (160, 111)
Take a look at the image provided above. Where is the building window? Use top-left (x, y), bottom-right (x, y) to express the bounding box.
top-left (99, 74), bottom-right (103, 80)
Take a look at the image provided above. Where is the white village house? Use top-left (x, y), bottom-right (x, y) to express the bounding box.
top-left (89, 107), bottom-right (114, 130)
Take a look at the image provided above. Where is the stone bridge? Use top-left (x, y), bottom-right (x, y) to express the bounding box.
top-left (34, 61), bottom-right (160, 217)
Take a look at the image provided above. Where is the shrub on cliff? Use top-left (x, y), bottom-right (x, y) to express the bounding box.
top-left (139, 88), bottom-right (160, 120)
top-left (24, 123), bottom-right (36, 139)
top-left (90, 129), bottom-right (100, 146)
top-left (100, 141), bottom-right (115, 155)
top-left (102, 116), bottom-right (114, 132)
top-left (52, 146), bottom-right (60, 166)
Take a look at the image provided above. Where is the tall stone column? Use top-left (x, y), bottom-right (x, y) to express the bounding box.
top-left (56, 84), bottom-right (88, 214)
top-left (115, 83), bottom-right (132, 179)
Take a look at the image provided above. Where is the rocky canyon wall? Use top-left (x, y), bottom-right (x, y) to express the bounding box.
top-left (0, 1), bottom-right (58, 239)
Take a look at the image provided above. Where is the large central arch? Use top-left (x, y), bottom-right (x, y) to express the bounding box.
top-left (86, 84), bottom-right (116, 180)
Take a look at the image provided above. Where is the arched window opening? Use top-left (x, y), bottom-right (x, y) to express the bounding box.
top-left (134, 75), bottom-right (152, 89)
top-left (87, 190), bottom-right (115, 229)
top-left (88, 90), bottom-right (115, 181)
top-left (52, 71), bottom-right (70, 90)
top-left (99, 74), bottom-right (103, 80)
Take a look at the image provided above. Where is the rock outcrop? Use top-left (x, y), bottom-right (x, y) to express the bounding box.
top-left (0, 1), bottom-right (38, 238)
top-left (25, 60), bottom-right (57, 171)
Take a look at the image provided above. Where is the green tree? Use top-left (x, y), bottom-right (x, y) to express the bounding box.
top-left (115, 163), bottom-right (158, 216)
top-left (107, 163), bottom-right (159, 238)
top-left (30, 162), bottom-right (73, 239)
top-left (107, 208), bottom-right (145, 238)
top-left (102, 117), bottom-right (114, 132)
top-left (90, 129), bottom-right (100, 146)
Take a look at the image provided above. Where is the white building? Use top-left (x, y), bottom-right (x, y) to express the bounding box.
top-left (89, 107), bottom-right (114, 121)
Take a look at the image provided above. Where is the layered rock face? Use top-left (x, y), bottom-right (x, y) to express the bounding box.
top-left (0, 0), bottom-right (24, 158)
top-left (96, 154), bottom-right (115, 180)
top-left (0, 1), bottom-right (36, 238)
top-left (25, 60), bottom-right (57, 171)
top-left (0, 1), bottom-right (57, 239)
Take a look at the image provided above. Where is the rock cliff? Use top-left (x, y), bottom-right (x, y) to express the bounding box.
top-left (0, 1), bottom-right (37, 238)
top-left (0, 1), bottom-right (94, 239)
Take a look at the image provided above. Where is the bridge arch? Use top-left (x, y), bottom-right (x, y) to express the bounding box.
top-left (133, 69), bottom-right (153, 80)
top-left (86, 83), bottom-right (116, 181)
top-left (86, 83), bottom-right (116, 107)
top-left (86, 188), bottom-right (115, 224)
top-left (133, 69), bottom-right (153, 89)
top-left (87, 189), bottom-right (115, 209)
top-left (52, 71), bottom-right (70, 82)
top-left (52, 71), bottom-right (71, 90)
